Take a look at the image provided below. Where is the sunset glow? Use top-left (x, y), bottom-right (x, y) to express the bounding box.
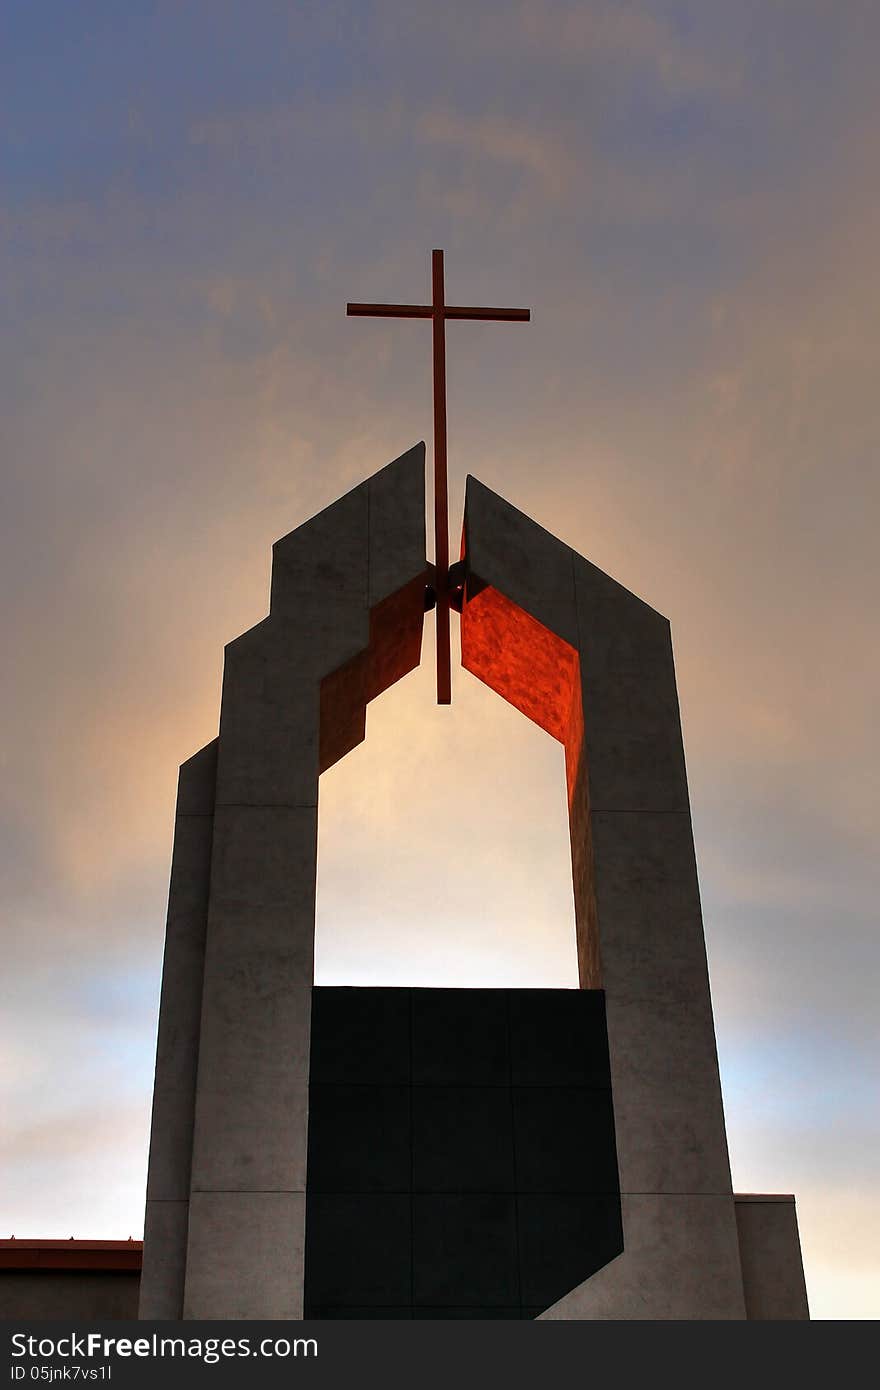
top-left (2, 1), bottom-right (878, 1320)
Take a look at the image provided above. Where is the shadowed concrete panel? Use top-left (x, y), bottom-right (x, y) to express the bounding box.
top-left (462, 475), bottom-right (579, 647)
top-left (368, 444), bottom-right (430, 606)
top-left (572, 556), bottom-right (689, 814)
top-left (138, 1202), bottom-right (188, 1321)
top-left (139, 740), bottom-right (217, 1320)
top-left (590, 810), bottom-right (712, 1005)
top-left (605, 994), bottom-right (732, 1196)
top-left (735, 1196), bottom-right (810, 1319)
top-left (270, 479), bottom-right (368, 622)
top-left (184, 1192), bottom-right (305, 1320)
top-left (175, 445), bottom-right (427, 1319)
top-left (214, 623), bottom-right (326, 809)
top-left (461, 476), bottom-right (746, 1318)
top-left (188, 804), bottom-right (318, 1195)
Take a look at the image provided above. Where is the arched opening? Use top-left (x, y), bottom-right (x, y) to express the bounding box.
top-left (315, 614), bottom-right (579, 988)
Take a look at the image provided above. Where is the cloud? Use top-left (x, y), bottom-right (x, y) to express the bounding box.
top-left (188, 106), bottom-right (296, 150)
top-left (1, 1102), bottom-right (148, 1168)
top-left (510, 0), bottom-right (743, 97)
top-left (416, 110), bottom-right (580, 200)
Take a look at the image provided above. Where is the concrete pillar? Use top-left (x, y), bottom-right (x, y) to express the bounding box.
top-left (138, 741), bottom-right (216, 1319)
top-left (141, 445), bottom-right (427, 1320)
top-left (735, 1195), bottom-right (809, 1319)
top-left (460, 476), bottom-right (747, 1318)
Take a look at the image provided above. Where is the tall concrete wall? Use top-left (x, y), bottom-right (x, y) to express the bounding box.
top-left (461, 476), bottom-right (746, 1318)
top-left (140, 445), bottom-right (427, 1320)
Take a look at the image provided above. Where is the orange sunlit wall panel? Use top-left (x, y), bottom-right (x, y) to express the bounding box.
top-left (460, 584), bottom-right (584, 806)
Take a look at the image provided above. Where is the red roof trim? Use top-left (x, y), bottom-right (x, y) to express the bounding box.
top-left (0, 1240), bottom-right (143, 1272)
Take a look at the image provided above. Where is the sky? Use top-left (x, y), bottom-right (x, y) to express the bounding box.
top-left (1, 1), bottom-right (877, 1320)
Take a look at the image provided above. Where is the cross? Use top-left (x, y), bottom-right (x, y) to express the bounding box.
top-left (347, 249), bottom-right (530, 705)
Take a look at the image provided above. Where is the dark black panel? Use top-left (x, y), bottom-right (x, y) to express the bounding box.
top-left (509, 989), bottom-right (610, 1086)
top-left (309, 987), bottom-right (411, 1084)
top-left (305, 1307), bottom-right (413, 1319)
top-left (413, 1195), bottom-right (519, 1307)
top-left (307, 1085), bottom-right (410, 1192)
top-left (413, 1087), bottom-right (515, 1193)
top-left (512, 1087), bottom-right (618, 1193)
top-left (412, 988), bottom-right (509, 1085)
top-left (415, 1307), bottom-right (523, 1319)
top-left (304, 1195), bottom-right (411, 1306)
top-left (306, 987), bottom-right (621, 1320)
top-left (517, 1194), bottom-right (624, 1308)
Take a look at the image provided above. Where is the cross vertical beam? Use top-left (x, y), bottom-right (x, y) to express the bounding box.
top-left (431, 250), bottom-right (451, 703)
top-left (347, 250), bottom-right (530, 704)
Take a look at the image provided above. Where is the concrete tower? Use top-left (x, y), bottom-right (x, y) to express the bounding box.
top-left (138, 445), bottom-right (808, 1321)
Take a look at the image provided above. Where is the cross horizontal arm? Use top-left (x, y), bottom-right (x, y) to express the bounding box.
top-left (347, 302), bottom-right (530, 322)
top-left (347, 303), bottom-right (433, 318)
top-left (445, 306), bottom-right (530, 321)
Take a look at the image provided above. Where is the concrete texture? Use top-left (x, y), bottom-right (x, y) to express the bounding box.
top-left (187, 804), bottom-right (317, 1195)
top-left (540, 1195), bottom-right (746, 1320)
top-left (735, 1195), bottom-right (810, 1319)
top-left (138, 1201), bottom-right (188, 1320)
top-left (140, 444), bottom-right (427, 1320)
top-left (184, 1192), bottom-right (306, 1320)
top-left (461, 476), bottom-right (747, 1318)
top-left (605, 994), bottom-right (732, 1196)
top-left (138, 740), bottom-right (217, 1319)
top-left (572, 557), bottom-right (689, 815)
